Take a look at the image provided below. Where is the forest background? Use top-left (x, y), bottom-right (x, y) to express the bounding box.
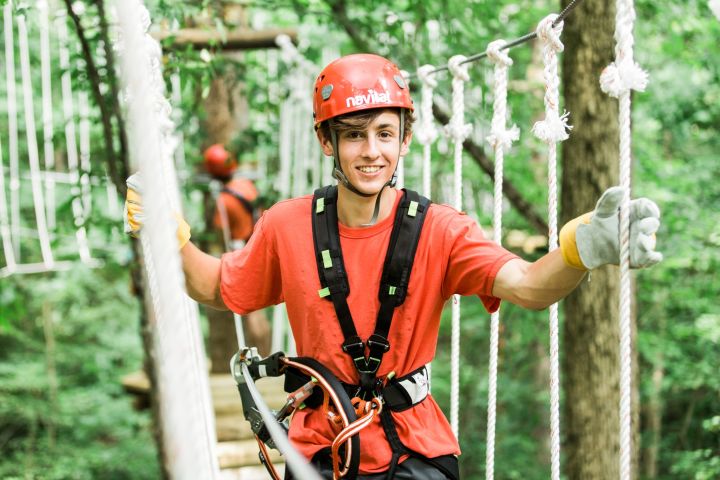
top-left (0, 0), bottom-right (718, 479)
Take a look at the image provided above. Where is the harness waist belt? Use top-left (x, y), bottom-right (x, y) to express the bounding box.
top-left (343, 365), bottom-right (429, 412)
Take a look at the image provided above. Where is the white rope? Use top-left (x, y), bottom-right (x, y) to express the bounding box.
top-left (711, 0), bottom-right (720, 20)
top-left (532, 15), bottom-right (571, 480)
top-left (599, 2), bottom-right (647, 478)
top-left (4, 3), bottom-right (21, 261)
top-left (18, 14), bottom-right (54, 268)
top-left (38, 0), bottom-right (56, 231)
top-left (56, 11), bottom-right (80, 180)
top-left (416, 64), bottom-right (439, 198)
top-left (115, 2), bottom-right (219, 478)
top-left (76, 91), bottom-right (93, 263)
top-left (0, 137), bottom-right (15, 273)
top-left (444, 54), bottom-right (473, 438)
top-left (484, 39), bottom-right (519, 480)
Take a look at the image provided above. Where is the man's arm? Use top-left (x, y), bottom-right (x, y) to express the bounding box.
top-left (180, 242), bottom-right (228, 310)
top-left (491, 186), bottom-right (663, 310)
top-left (492, 250), bottom-right (586, 310)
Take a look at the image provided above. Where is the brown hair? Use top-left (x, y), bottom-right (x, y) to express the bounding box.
top-left (317, 108), bottom-right (415, 144)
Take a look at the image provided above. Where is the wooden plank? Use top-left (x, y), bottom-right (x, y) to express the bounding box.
top-left (217, 439), bottom-right (283, 469)
top-left (219, 465), bottom-right (285, 480)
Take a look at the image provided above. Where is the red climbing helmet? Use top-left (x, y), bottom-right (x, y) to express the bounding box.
top-left (313, 54), bottom-right (414, 125)
top-left (203, 144), bottom-right (237, 178)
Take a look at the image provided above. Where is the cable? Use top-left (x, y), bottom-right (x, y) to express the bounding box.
top-left (238, 361), bottom-right (324, 480)
top-left (407, 0), bottom-right (584, 78)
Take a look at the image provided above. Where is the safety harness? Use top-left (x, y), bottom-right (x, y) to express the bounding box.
top-left (306, 186), bottom-right (458, 479)
top-left (222, 186), bottom-right (258, 223)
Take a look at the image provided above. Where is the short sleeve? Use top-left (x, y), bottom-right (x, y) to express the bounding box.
top-left (441, 213), bottom-right (518, 313)
top-left (220, 211), bottom-right (283, 314)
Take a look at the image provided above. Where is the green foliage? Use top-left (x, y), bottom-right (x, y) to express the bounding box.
top-left (0, 266), bottom-right (160, 479)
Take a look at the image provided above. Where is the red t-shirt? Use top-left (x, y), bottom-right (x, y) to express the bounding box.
top-left (220, 188), bottom-right (517, 474)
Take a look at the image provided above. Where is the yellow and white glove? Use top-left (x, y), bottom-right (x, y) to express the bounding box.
top-left (559, 186), bottom-right (663, 270)
top-left (124, 173), bottom-right (191, 249)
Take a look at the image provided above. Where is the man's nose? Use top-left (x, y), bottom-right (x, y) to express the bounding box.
top-left (361, 136), bottom-right (381, 158)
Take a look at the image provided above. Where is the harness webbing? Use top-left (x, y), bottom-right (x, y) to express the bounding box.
top-left (221, 186), bottom-right (256, 221)
top-left (311, 186), bottom-right (430, 396)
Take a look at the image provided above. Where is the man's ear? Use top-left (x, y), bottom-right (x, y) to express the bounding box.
top-left (316, 129), bottom-right (334, 157)
top-left (400, 131), bottom-right (413, 157)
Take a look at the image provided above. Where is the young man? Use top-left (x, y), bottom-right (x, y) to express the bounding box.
top-left (127, 54), bottom-right (662, 479)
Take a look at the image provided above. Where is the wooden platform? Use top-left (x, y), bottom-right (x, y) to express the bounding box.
top-left (122, 371), bottom-right (288, 479)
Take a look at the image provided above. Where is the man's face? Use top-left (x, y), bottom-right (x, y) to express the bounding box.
top-left (319, 110), bottom-right (411, 196)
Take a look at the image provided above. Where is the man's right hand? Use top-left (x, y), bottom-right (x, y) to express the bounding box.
top-left (123, 173), bottom-right (191, 249)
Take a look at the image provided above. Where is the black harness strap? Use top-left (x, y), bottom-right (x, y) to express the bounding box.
top-left (311, 186), bottom-right (430, 396)
top-left (222, 186), bottom-right (257, 222)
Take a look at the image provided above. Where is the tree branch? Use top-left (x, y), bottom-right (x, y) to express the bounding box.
top-left (63, 0), bottom-right (123, 193)
top-left (95, 0), bottom-right (129, 193)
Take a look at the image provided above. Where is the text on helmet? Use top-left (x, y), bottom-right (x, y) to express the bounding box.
top-left (345, 89), bottom-right (391, 108)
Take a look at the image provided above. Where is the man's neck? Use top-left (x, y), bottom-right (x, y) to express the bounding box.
top-left (337, 186), bottom-right (398, 228)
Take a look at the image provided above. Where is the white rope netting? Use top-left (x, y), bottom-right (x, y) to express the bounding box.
top-left (711, 0), bottom-right (720, 20)
top-left (599, 1), bottom-right (648, 478)
top-left (484, 38), bottom-right (519, 480)
top-left (39, 0), bottom-right (56, 231)
top-left (18, 14), bottom-right (54, 268)
top-left (444, 54), bottom-right (473, 438)
top-left (115, 1), bottom-right (219, 478)
top-left (3, 3), bottom-right (21, 264)
top-left (532, 14), bottom-right (571, 480)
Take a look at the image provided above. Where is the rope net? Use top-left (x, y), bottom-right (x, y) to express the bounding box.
top-left (114, 1), bottom-right (219, 478)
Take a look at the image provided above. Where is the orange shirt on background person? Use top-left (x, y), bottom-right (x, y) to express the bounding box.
top-left (219, 189), bottom-right (518, 474)
top-left (213, 177), bottom-right (258, 243)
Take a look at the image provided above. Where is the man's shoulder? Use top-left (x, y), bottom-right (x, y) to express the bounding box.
top-left (263, 195), bottom-right (313, 222)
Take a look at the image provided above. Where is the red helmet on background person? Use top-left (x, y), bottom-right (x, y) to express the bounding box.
top-left (312, 54), bottom-right (414, 198)
top-left (313, 53), bottom-right (413, 126)
top-left (203, 144), bottom-right (238, 179)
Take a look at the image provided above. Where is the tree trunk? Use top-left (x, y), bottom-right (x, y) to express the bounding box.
top-left (561, 0), bottom-right (639, 478)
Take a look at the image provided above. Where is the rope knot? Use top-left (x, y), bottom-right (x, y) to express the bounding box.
top-left (536, 15), bottom-right (564, 53)
top-left (599, 59), bottom-right (649, 98)
top-left (487, 125), bottom-right (520, 152)
top-left (486, 40), bottom-right (513, 67)
top-left (447, 55), bottom-right (470, 82)
top-left (417, 64), bottom-right (438, 88)
top-left (532, 111), bottom-right (572, 143)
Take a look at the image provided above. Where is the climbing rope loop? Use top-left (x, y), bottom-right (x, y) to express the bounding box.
top-left (484, 38), bottom-right (519, 480)
top-left (532, 13), bottom-right (571, 480)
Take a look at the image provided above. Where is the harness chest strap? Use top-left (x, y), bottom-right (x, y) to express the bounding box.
top-left (311, 186), bottom-right (430, 396)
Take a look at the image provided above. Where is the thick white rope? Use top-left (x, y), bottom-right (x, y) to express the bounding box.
top-left (711, 0), bottom-right (720, 20)
top-left (115, 2), bottom-right (219, 478)
top-left (76, 92), bottom-right (93, 263)
top-left (599, 2), bottom-right (648, 478)
top-left (4, 3), bottom-right (21, 262)
top-left (56, 12), bottom-right (80, 182)
top-left (532, 15), bottom-right (571, 480)
top-left (484, 39), bottom-right (519, 480)
top-left (444, 54), bottom-right (473, 438)
top-left (18, 14), bottom-right (54, 268)
top-left (416, 64), bottom-right (439, 199)
top-left (0, 138), bottom-right (15, 274)
top-left (38, 0), bottom-right (56, 231)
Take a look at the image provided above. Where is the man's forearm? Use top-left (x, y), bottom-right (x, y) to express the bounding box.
top-left (180, 242), bottom-right (227, 310)
top-left (494, 250), bottom-right (587, 310)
